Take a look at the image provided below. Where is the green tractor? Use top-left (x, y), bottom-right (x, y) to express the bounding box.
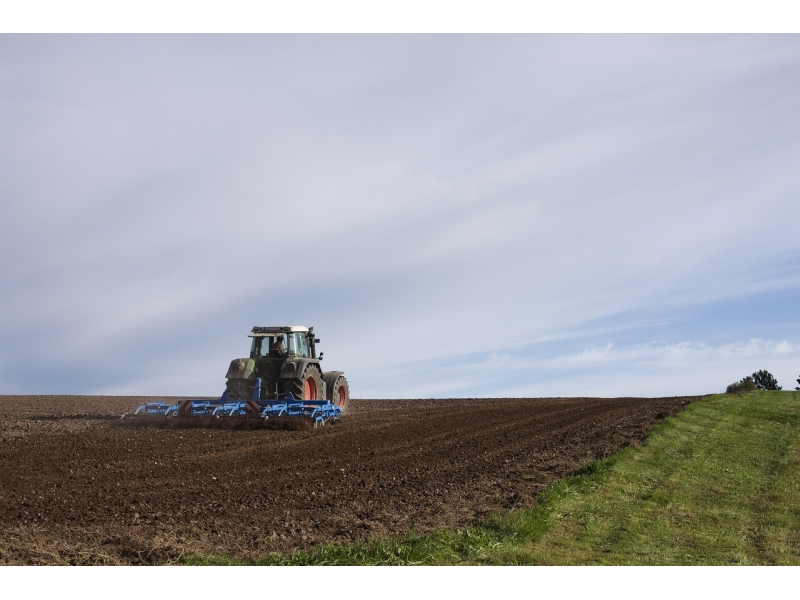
top-left (224, 326), bottom-right (350, 413)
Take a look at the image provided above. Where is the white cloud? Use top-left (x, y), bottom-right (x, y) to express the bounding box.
top-left (1, 35), bottom-right (799, 397)
top-left (352, 339), bottom-right (800, 399)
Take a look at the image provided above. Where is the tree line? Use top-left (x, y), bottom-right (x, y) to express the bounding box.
top-left (726, 370), bottom-right (800, 394)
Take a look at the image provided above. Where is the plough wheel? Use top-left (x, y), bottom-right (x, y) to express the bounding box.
top-left (284, 367), bottom-right (323, 400)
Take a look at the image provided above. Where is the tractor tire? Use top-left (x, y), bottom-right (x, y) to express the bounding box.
top-left (225, 378), bottom-right (253, 400)
top-left (283, 366), bottom-right (323, 400)
top-left (323, 372), bottom-right (350, 414)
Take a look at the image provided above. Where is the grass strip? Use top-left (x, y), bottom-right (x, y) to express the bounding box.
top-left (183, 391), bottom-right (800, 565)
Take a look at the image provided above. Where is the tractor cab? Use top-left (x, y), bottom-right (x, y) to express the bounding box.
top-left (249, 326), bottom-right (319, 360)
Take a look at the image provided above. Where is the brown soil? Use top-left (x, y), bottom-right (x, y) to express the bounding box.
top-left (0, 394), bottom-right (696, 564)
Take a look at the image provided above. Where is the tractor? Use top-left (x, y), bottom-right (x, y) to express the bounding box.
top-left (122, 325), bottom-right (349, 428)
top-left (226, 326), bottom-right (349, 412)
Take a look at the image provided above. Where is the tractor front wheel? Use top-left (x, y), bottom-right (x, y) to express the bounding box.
top-left (323, 373), bottom-right (350, 414)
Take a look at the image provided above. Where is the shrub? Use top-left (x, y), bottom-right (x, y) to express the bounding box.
top-left (726, 376), bottom-right (757, 394)
top-left (752, 370), bottom-right (782, 391)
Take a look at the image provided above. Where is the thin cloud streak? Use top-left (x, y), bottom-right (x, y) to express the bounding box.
top-left (358, 339), bottom-right (800, 399)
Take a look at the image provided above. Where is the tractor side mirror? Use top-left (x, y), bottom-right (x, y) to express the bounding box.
top-left (314, 338), bottom-right (320, 343)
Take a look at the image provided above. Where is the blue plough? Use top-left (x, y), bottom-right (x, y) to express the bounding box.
top-left (124, 378), bottom-right (342, 428)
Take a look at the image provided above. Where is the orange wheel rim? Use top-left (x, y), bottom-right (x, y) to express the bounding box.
top-left (337, 385), bottom-right (346, 407)
top-left (304, 378), bottom-right (316, 400)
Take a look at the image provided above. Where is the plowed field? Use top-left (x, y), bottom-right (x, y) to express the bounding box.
top-left (0, 395), bottom-right (695, 564)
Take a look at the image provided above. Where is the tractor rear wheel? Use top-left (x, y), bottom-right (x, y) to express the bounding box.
top-left (225, 378), bottom-right (253, 400)
top-left (323, 373), bottom-right (350, 414)
top-left (284, 366), bottom-right (323, 400)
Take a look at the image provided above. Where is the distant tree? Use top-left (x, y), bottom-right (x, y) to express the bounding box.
top-left (751, 370), bottom-right (782, 391)
top-left (796, 374), bottom-right (799, 392)
top-left (726, 376), bottom-right (757, 394)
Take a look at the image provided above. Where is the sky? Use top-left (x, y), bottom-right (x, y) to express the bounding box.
top-left (1, 34), bottom-right (799, 398)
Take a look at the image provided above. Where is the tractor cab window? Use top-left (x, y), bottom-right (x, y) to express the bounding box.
top-left (287, 332), bottom-right (311, 358)
top-left (250, 336), bottom-right (278, 358)
top-left (250, 337), bottom-right (265, 358)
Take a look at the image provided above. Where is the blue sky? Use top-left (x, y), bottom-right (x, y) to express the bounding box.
top-left (1, 34), bottom-right (799, 397)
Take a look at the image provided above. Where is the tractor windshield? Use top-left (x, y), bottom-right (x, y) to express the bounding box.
top-left (250, 336), bottom-right (274, 358)
top-left (251, 333), bottom-right (310, 358)
top-left (251, 335), bottom-right (291, 359)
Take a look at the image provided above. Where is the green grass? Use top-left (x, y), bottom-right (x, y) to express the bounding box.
top-left (183, 391), bottom-right (800, 565)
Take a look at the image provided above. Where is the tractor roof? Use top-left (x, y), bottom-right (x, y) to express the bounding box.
top-left (249, 325), bottom-right (310, 337)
